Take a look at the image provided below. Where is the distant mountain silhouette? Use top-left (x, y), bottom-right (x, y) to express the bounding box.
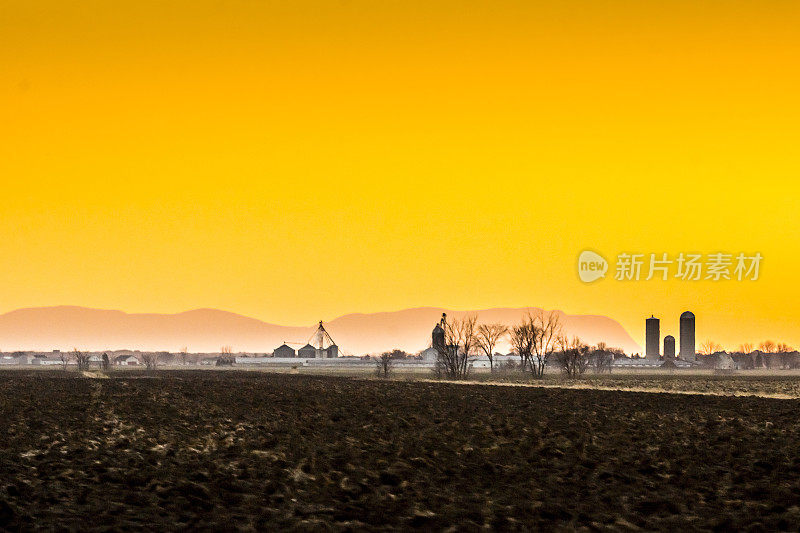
top-left (0, 306), bottom-right (641, 355)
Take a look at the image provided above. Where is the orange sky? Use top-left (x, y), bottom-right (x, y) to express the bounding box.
top-left (2, 0), bottom-right (799, 351)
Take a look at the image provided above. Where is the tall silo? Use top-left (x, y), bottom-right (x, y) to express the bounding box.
top-left (679, 311), bottom-right (696, 360)
top-left (663, 335), bottom-right (676, 360)
top-left (645, 316), bottom-right (660, 359)
top-left (432, 313), bottom-right (446, 351)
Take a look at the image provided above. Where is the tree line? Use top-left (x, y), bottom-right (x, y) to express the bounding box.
top-left (430, 311), bottom-right (622, 380)
top-left (699, 340), bottom-right (796, 356)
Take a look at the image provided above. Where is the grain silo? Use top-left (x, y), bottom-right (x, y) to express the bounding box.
top-left (645, 316), bottom-right (660, 359)
top-left (663, 335), bottom-right (676, 360)
top-left (679, 311), bottom-right (695, 361)
top-left (298, 344), bottom-right (317, 358)
top-left (432, 313), bottom-right (446, 351)
top-left (273, 344), bottom-right (297, 358)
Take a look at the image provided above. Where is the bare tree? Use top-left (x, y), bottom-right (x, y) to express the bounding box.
top-left (509, 320), bottom-right (534, 373)
top-left (435, 314), bottom-right (477, 379)
top-left (738, 343), bottom-right (754, 354)
top-left (776, 342), bottom-right (794, 353)
top-left (699, 340), bottom-right (722, 356)
top-left (59, 351), bottom-right (71, 371)
top-left (759, 340), bottom-right (776, 354)
top-left (509, 311), bottom-right (562, 378)
top-left (141, 352), bottom-right (158, 371)
top-left (510, 316), bottom-right (528, 374)
top-left (375, 352), bottom-right (394, 378)
top-left (558, 336), bottom-right (590, 377)
top-left (590, 342), bottom-right (613, 374)
top-left (217, 346), bottom-right (235, 366)
top-left (476, 323), bottom-right (508, 373)
top-left (73, 348), bottom-right (91, 371)
top-left (530, 310), bottom-right (562, 378)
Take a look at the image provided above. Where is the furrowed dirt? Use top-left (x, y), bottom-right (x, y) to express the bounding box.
top-left (2, 370), bottom-right (800, 530)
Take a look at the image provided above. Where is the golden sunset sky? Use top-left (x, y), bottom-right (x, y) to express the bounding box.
top-left (2, 0), bottom-right (799, 350)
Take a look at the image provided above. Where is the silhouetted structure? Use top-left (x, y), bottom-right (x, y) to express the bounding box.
top-left (663, 335), bottom-right (676, 360)
top-left (311, 321), bottom-right (339, 358)
top-left (273, 344), bottom-right (296, 358)
top-left (418, 318), bottom-right (447, 362)
top-left (645, 316), bottom-right (660, 360)
top-left (432, 313), bottom-right (446, 352)
top-left (679, 311), bottom-right (696, 360)
top-left (273, 322), bottom-right (339, 359)
top-left (421, 314), bottom-right (448, 362)
top-left (298, 344), bottom-right (317, 358)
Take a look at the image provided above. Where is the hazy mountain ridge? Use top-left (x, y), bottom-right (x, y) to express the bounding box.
top-left (0, 306), bottom-right (641, 355)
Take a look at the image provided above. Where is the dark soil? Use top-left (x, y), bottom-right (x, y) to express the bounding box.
top-left (2, 370), bottom-right (800, 531)
top-left (471, 371), bottom-right (800, 397)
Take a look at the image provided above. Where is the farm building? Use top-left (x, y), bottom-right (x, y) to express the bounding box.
top-left (235, 357), bottom-right (274, 365)
top-left (273, 344), bottom-right (296, 358)
top-left (298, 344), bottom-right (317, 358)
top-left (420, 347), bottom-right (438, 362)
top-left (611, 357), bottom-right (664, 369)
top-left (32, 358), bottom-right (70, 366)
top-left (271, 322), bottom-right (340, 359)
top-left (324, 345), bottom-right (339, 358)
top-left (113, 355), bottom-right (139, 366)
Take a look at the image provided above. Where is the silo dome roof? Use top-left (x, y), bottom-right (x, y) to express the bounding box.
top-left (680, 311), bottom-right (695, 319)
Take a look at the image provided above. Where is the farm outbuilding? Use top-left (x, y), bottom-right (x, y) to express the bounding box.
top-left (272, 322), bottom-right (340, 359)
top-left (273, 344), bottom-right (296, 358)
top-left (113, 355), bottom-right (139, 366)
top-left (32, 358), bottom-right (70, 366)
top-left (420, 347), bottom-right (438, 362)
top-left (298, 344), bottom-right (317, 358)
